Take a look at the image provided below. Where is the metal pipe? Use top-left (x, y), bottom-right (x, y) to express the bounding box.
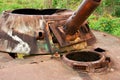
top-left (64, 0), bottom-right (102, 35)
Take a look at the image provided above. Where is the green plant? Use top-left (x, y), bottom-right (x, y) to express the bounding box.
top-left (89, 14), bottom-right (120, 37)
top-left (114, 6), bottom-right (120, 17)
top-left (52, 0), bottom-right (67, 8)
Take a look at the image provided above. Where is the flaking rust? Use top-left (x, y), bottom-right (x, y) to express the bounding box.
top-left (0, 0), bottom-right (100, 55)
top-left (0, 0), bottom-right (112, 73)
top-left (0, 9), bottom-right (72, 54)
top-left (0, 4), bottom-right (97, 55)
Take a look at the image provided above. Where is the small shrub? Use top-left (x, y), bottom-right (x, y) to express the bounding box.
top-left (114, 6), bottom-right (120, 17)
top-left (89, 14), bottom-right (120, 37)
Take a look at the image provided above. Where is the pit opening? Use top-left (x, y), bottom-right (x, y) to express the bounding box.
top-left (94, 0), bottom-right (101, 2)
top-left (8, 53), bottom-right (17, 59)
top-left (66, 51), bottom-right (101, 62)
top-left (38, 31), bottom-right (44, 39)
top-left (12, 8), bottom-right (66, 15)
top-left (94, 48), bottom-right (106, 52)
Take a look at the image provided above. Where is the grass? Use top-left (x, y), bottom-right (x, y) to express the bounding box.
top-left (0, 0), bottom-right (45, 13)
top-left (89, 14), bottom-right (120, 37)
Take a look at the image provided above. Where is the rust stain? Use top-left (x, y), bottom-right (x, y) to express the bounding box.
top-left (0, 0), bottom-right (101, 55)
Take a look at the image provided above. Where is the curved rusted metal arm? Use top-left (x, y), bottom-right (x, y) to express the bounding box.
top-left (64, 0), bottom-right (102, 35)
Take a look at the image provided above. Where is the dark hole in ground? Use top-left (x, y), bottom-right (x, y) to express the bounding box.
top-left (38, 31), bottom-right (44, 39)
top-left (8, 53), bottom-right (17, 59)
top-left (94, 0), bottom-right (101, 2)
top-left (94, 48), bottom-right (106, 52)
top-left (39, 32), bottom-right (43, 37)
top-left (66, 51), bottom-right (101, 62)
top-left (12, 8), bottom-right (66, 15)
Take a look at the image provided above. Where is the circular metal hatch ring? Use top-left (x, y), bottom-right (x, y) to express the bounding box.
top-left (62, 50), bottom-right (110, 72)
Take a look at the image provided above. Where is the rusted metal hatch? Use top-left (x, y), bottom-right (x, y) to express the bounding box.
top-left (63, 50), bottom-right (111, 72)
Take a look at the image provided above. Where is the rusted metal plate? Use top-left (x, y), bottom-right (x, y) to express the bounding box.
top-left (0, 60), bottom-right (83, 80)
top-left (50, 22), bottom-right (96, 47)
top-left (0, 0), bottom-right (101, 55)
top-left (0, 9), bottom-right (72, 54)
top-left (64, 0), bottom-right (101, 35)
top-left (49, 0), bottom-right (101, 47)
top-left (0, 31), bottom-right (120, 80)
top-left (0, 8), bottom-right (96, 55)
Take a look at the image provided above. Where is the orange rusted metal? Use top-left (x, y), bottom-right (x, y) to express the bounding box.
top-left (64, 0), bottom-right (101, 35)
top-left (63, 50), bottom-right (111, 72)
top-left (50, 0), bottom-right (101, 47)
top-left (0, 9), bottom-right (72, 54)
top-left (0, 0), bottom-right (101, 58)
top-left (0, 0), bottom-right (115, 77)
top-left (0, 0), bottom-right (100, 55)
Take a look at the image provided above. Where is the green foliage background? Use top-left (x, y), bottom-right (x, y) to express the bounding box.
top-left (0, 0), bottom-right (120, 37)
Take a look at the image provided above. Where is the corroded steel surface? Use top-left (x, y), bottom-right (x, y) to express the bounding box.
top-left (50, 0), bottom-right (101, 47)
top-left (0, 0), bottom-right (119, 79)
top-left (0, 9), bottom-right (72, 54)
top-left (64, 0), bottom-right (101, 35)
top-left (0, 0), bottom-right (99, 55)
top-left (0, 31), bottom-right (120, 80)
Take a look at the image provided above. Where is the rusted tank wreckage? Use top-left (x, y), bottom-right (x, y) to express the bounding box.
top-left (0, 0), bottom-right (111, 72)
